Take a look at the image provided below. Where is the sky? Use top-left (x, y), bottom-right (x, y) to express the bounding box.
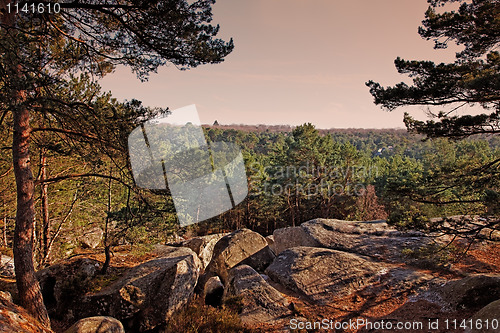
top-left (99, 0), bottom-right (467, 129)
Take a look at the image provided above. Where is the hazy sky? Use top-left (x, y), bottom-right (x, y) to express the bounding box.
top-left (100, 0), bottom-right (466, 129)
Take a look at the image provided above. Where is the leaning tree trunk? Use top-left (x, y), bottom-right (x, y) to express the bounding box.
top-left (2, 0), bottom-right (51, 328)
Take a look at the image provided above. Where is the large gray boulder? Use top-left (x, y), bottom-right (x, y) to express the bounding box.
top-left (64, 316), bottom-right (124, 333)
top-left (465, 299), bottom-right (500, 333)
top-left (37, 257), bottom-right (102, 317)
top-left (0, 255), bottom-right (15, 278)
top-left (79, 227), bottom-right (104, 249)
top-left (439, 274), bottom-right (500, 311)
top-left (204, 229), bottom-right (275, 284)
top-left (224, 265), bottom-right (291, 325)
top-left (265, 246), bottom-right (387, 304)
top-left (273, 227), bottom-right (320, 255)
top-left (81, 246), bottom-right (201, 332)
top-left (272, 219), bottom-right (429, 262)
top-left (182, 233), bottom-right (227, 269)
top-left (203, 276), bottom-right (224, 307)
top-left (0, 292), bottom-right (54, 333)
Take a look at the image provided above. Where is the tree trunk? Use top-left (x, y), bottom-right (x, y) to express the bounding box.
top-left (12, 94), bottom-right (51, 328)
top-left (101, 170), bottom-right (112, 275)
top-left (2, 0), bottom-right (51, 327)
top-left (2, 216), bottom-right (6, 247)
top-left (40, 149), bottom-right (50, 263)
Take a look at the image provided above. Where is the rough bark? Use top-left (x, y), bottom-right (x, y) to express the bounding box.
top-left (2, 0), bottom-right (51, 328)
top-left (12, 92), bottom-right (51, 328)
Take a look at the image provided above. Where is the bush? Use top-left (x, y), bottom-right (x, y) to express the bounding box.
top-left (163, 296), bottom-right (251, 333)
top-left (401, 243), bottom-right (454, 269)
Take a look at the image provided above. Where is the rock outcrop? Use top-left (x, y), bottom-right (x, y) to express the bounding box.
top-left (64, 316), bottom-right (124, 333)
top-left (224, 265), bottom-right (291, 325)
top-left (265, 246), bottom-right (386, 304)
top-left (81, 246), bottom-right (201, 332)
top-left (203, 276), bottom-right (224, 307)
top-left (0, 292), bottom-right (54, 333)
top-left (37, 257), bottom-right (102, 317)
top-left (181, 233), bottom-right (227, 269)
top-left (466, 299), bottom-right (500, 333)
top-left (272, 219), bottom-right (430, 262)
top-left (204, 229), bottom-right (275, 284)
top-left (79, 227), bottom-right (104, 249)
top-left (439, 274), bottom-right (500, 311)
top-left (0, 255), bottom-right (15, 278)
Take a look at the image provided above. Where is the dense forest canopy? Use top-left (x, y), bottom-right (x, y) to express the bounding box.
top-left (2, 122), bottom-right (498, 244)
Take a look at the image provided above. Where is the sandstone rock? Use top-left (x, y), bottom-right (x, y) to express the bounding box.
top-left (82, 246), bottom-right (201, 332)
top-left (272, 226), bottom-right (320, 255)
top-left (465, 299), bottom-right (500, 333)
top-left (64, 316), bottom-right (124, 333)
top-left (182, 233), bottom-right (227, 269)
top-left (265, 235), bottom-right (275, 254)
top-left (272, 219), bottom-right (430, 262)
top-left (37, 257), bottom-right (101, 317)
top-left (0, 291), bottom-right (12, 303)
top-left (79, 227), bottom-right (104, 249)
top-left (0, 294), bottom-right (54, 333)
top-left (205, 229), bottom-right (275, 284)
top-left (265, 246), bottom-right (386, 304)
top-left (0, 255), bottom-right (15, 278)
top-left (439, 274), bottom-right (500, 311)
top-left (224, 265), bottom-right (291, 325)
top-left (203, 276), bottom-right (224, 307)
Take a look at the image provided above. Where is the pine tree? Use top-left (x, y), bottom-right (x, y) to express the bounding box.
top-left (367, 0), bottom-right (499, 139)
top-left (0, 0), bottom-right (233, 327)
top-left (366, 0), bottom-right (499, 243)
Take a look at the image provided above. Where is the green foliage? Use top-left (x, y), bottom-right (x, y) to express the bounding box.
top-left (367, 0), bottom-right (499, 139)
top-left (387, 203), bottom-right (430, 231)
top-left (401, 243), bottom-right (453, 270)
top-left (2, 120), bottom-right (498, 260)
top-left (366, 0), bottom-right (499, 241)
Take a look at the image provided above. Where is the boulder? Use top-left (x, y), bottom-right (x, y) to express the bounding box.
top-left (439, 274), bottom-right (500, 311)
top-left (79, 227), bottom-right (104, 249)
top-left (272, 219), bottom-right (430, 262)
top-left (0, 291), bottom-right (12, 303)
top-left (466, 299), bottom-right (500, 333)
top-left (273, 226), bottom-right (320, 255)
top-left (64, 316), bottom-right (124, 333)
top-left (224, 265), bottom-right (291, 325)
top-left (205, 229), bottom-right (275, 284)
top-left (265, 235), bottom-right (276, 254)
top-left (265, 246), bottom-right (386, 304)
top-left (37, 257), bottom-right (102, 317)
top-left (182, 233), bottom-right (227, 269)
top-left (81, 246), bottom-right (201, 332)
top-left (203, 276), bottom-right (224, 307)
top-left (0, 292), bottom-right (54, 333)
top-left (0, 255), bottom-right (15, 278)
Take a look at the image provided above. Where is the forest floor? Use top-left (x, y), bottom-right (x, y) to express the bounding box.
top-left (255, 240), bottom-right (500, 332)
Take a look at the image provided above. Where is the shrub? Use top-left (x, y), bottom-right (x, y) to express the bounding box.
top-left (163, 296), bottom-right (251, 333)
